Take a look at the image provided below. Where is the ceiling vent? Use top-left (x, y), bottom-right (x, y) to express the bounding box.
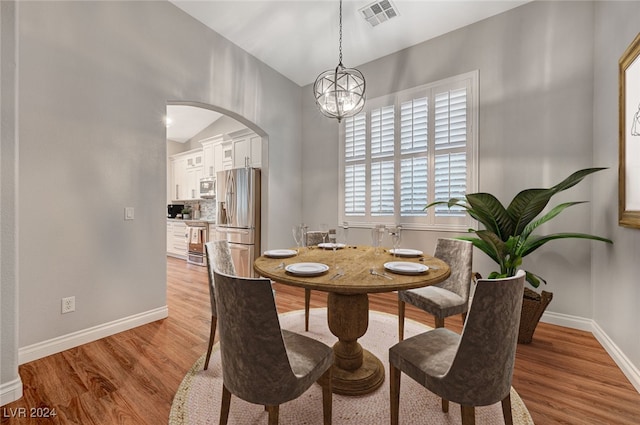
top-left (359, 0), bottom-right (399, 27)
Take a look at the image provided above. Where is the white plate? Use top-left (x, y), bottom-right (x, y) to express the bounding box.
top-left (384, 261), bottom-right (429, 275)
top-left (318, 243), bottom-right (346, 249)
top-left (264, 249), bottom-right (297, 258)
top-left (285, 262), bottom-right (329, 276)
top-left (388, 248), bottom-right (424, 257)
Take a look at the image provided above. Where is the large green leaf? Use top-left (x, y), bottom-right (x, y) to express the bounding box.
top-left (550, 167), bottom-right (607, 193)
top-left (507, 188), bottom-right (554, 236)
top-left (520, 232), bottom-right (613, 257)
top-left (465, 193), bottom-right (512, 238)
top-left (520, 201), bottom-right (587, 242)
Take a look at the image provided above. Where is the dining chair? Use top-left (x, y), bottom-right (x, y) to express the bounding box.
top-left (397, 238), bottom-right (473, 340)
top-left (389, 270), bottom-right (525, 425)
top-left (203, 241), bottom-right (236, 371)
top-left (213, 269), bottom-right (334, 425)
top-left (303, 229), bottom-right (334, 331)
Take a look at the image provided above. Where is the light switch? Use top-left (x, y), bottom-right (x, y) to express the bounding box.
top-left (124, 207), bottom-right (135, 220)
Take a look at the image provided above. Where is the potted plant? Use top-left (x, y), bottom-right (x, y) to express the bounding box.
top-left (426, 167), bottom-right (613, 343)
top-left (181, 207), bottom-right (192, 220)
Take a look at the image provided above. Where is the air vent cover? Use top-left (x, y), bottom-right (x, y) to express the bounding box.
top-left (359, 0), bottom-right (399, 27)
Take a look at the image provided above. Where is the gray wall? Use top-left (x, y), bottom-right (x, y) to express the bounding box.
top-left (1, 0), bottom-right (302, 400)
top-left (1, 0), bottom-right (22, 404)
top-left (593, 1), bottom-right (640, 374)
top-left (304, 0), bottom-right (597, 316)
top-left (302, 0), bottom-right (639, 384)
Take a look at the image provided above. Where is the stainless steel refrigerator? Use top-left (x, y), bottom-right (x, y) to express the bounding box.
top-left (215, 168), bottom-right (261, 277)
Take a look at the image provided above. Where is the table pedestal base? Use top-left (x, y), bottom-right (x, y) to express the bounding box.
top-left (331, 349), bottom-right (385, 396)
top-left (327, 292), bottom-right (386, 396)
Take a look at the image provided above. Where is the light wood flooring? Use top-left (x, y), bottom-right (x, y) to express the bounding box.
top-left (2, 257), bottom-right (639, 424)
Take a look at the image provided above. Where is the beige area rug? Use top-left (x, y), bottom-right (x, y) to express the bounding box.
top-left (169, 309), bottom-right (534, 425)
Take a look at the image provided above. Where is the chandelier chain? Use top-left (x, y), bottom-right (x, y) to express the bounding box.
top-left (338, 0), bottom-right (343, 65)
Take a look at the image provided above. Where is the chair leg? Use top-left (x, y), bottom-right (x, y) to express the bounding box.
top-left (441, 398), bottom-right (449, 412)
top-left (390, 364), bottom-right (401, 425)
top-left (220, 384), bottom-right (231, 425)
top-left (266, 405), bottom-right (279, 425)
top-left (398, 300), bottom-right (406, 341)
top-left (204, 315), bottom-right (217, 370)
top-left (318, 368), bottom-right (332, 425)
top-left (435, 316), bottom-right (445, 328)
top-left (305, 289), bottom-right (311, 331)
top-left (460, 405), bottom-right (475, 425)
top-left (501, 393), bottom-right (513, 425)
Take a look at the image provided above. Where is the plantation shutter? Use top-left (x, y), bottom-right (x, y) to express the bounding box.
top-left (400, 97), bottom-right (428, 216)
top-left (370, 105), bottom-right (395, 216)
top-left (339, 71), bottom-right (477, 230)
top-left (344, 114), bottom-right (367, 216)
top-left (434, 88), bottom-right (467, 217)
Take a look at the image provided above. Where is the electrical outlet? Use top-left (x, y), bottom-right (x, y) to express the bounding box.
top-left (62, 296), bottom-right (75, 314)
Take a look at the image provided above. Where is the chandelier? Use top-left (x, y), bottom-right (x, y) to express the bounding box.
top-left (313, 0), bottom-right (366, 122)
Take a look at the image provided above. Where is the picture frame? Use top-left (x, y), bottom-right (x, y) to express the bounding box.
top-left (619, 33), bottom-right (640, 229)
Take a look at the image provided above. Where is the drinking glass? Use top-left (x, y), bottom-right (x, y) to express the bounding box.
top-left (389, 225), bottom-right (402, 257)
top-left (332, 226), bottom-right (348, 268)
top-left (320, 223), bottom-right (329, 244)
top-left (292, 224), bottom-right (304, 254)
top-left (371, 225), bottom-right (385, 255)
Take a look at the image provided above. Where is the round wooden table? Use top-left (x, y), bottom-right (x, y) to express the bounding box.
top-left (254, 245), bottom-right (450, 396)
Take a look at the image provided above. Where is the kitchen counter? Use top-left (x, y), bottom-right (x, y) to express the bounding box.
top-left (167, 218), bottom-right (216, 224)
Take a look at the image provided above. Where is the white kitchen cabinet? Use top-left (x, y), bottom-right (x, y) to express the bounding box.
top-left (229, 129), bottom-right (261, 168)
top-left (167, 220), bottom-right (187, 258)
top-left (169, 148), bottom-right (204, 201)
top-left (200, 134), bottom-right (227, 177)
top-left (170, 156), bottom-right (187, 201)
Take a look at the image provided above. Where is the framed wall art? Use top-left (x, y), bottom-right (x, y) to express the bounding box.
top-left (619, 32), bottom-right (640, 229)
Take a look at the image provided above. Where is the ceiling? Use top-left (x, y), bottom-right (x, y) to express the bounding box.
top-left (166, 0), bottom-right (530, 142)
top-left (170, 0), bottom-right (531, 87)
top-left (166, 105), bottom-right (223, 143)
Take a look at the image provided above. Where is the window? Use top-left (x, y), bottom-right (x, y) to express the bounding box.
top-left (339, 71), bottom-right (478, 231)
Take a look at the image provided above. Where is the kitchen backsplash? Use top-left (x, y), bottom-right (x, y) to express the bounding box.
top-left (183, 199), bottom-right (216, 221)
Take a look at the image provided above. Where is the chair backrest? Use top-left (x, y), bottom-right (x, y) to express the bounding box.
top-left (213, 270), bottom-right (298, 405)
top-left (443, 270), bottom-right (525, 406)
top-left (434, 238), bottom-right (473, 301)
top-left (306, 231), bottom-right (324, 246)
top-left (204, 241), bottom-right (236, 317)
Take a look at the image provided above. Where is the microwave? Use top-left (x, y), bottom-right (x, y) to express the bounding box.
top-left (199, 177), bottom-right (216, 198)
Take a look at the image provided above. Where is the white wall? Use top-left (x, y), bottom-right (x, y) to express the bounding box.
top-left (1, 0), bottom-right (302, 399)
top-left (0, 0), bottom-right (23, 406)
top-left (304, 0), bottom-right (597, 314)
top-left (302, 0), bottom-right (639, 388)
top-left (592, 0), bottom-right (640, 380)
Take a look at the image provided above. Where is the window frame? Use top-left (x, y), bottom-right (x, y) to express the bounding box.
top-left (338, 70), bottom-right (479, 231)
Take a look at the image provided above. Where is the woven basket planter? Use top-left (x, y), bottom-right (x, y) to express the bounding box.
top-left (518, 287), bottom-right (553, 344)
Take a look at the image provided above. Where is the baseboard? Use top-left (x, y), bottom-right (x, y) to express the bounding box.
top-left (591, 321), bottom-right (640, 393)
top-left (541, 310), bottom-right (594, 332)
top-left (541, 311), bottom-right (640, 393)
top-left (0, 377), bottom-right (23, 406)
top-left (18, 306), bottom-right (168, 365)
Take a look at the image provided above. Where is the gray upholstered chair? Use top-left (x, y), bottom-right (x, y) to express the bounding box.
top-left (203, 241), bottom-right (236, 371)
top-left (303, 229), bottom-right (334, 331)
top-left (397, 238), bottom-right (473, 340)
top-left (213, 269), bottom-right (334, 425)
top-left (389, 270), bottom-right (525, 425)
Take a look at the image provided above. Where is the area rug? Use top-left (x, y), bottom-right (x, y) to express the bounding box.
top-left (169, 309), bottom-right (534, 425)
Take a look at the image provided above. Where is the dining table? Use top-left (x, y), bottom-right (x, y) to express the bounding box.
top-left (253, 244), bottom-right (451, 396)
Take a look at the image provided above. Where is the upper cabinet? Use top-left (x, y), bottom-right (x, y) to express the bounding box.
top-left (169, 129), bottom-right (261, 202)
top-left (229, 129), bottom-right (262, 169)
top-left (169, 149), bottom-right (203, 202)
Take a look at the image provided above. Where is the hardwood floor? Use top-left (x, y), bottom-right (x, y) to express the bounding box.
top-left (2, 256), bottom-right (639, 424)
